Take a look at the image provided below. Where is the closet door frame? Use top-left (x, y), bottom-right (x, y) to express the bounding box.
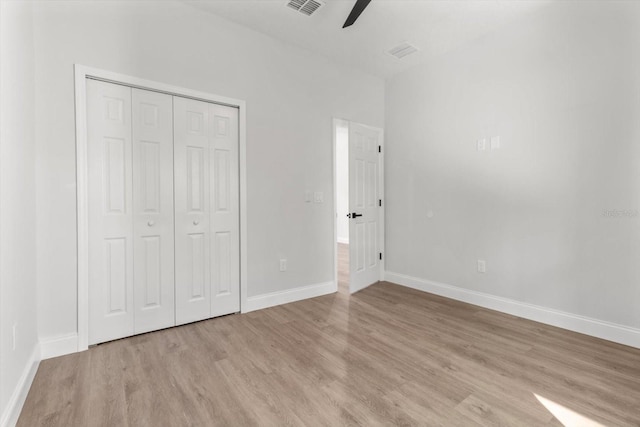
top-left (74, 64), bottom-right (248, 353)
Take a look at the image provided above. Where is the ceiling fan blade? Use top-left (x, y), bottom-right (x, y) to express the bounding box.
top-left (342, 0), bottom-right (372, 28)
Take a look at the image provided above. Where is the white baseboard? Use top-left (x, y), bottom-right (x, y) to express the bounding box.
top-left (0, 344), bottom-right (40, 427)
top-left (385, 271), bottom-right (640, 349)
top-left (244, 281), bottom-right (337, 313)
top-left (337, 237), bottom-right (349, 244)
top-left (40, 333), bottom-right (78, 360)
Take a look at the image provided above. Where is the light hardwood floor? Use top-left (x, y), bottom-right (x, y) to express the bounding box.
top-left (337, 243), bottom-right (349, 294)
top-left (18, 252), bottom-right (640, 425)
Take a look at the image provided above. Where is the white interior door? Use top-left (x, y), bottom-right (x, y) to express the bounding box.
top-left (174, 96), bottom-right (211, 325)
top-left (209, 103), bottom-right (240, 317)
top-left (348, 122), bottom-right (381, 293)
top-left (132, 88), bottom-right (175, 334)
top-left (87, 80), bottom-right (134, 344)
top-left (174, 97), bottom-right (241, 324)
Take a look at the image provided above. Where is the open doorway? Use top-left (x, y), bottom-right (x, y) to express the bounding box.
top-left (335, 120), bottom-right (350, 294)
top-left (333, 118), bottom-right (384, 295)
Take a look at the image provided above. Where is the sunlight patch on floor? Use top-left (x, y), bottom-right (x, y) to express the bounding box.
top-left (534, 394), bottom-right (605, 427)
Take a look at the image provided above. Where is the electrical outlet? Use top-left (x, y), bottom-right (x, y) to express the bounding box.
top-left (280, 259), bottom-right (287, 272)
top-left (477, 138), bottom-right (486, 151)
top-left (477, 260), bottom-right (486, 273)
top-left (12, 323), bottom-right (17, 351)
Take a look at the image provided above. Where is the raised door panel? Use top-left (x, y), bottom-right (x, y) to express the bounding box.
top-left (354, 222), bottom-right (365, 272)
top-left (140, 236), bottom-right (161, 307)
top-left (140, 141), bottom-right (160, 212)
top-left (132, 88), bottom-right (175, 334)
top-left (87, 80), bottom-right (134, 345)
top-left (213, 149), bottom-right (230, 213)
top-left (187, 233), bottom-right (206, 300)
top-left (366, 161), bottom-right (377, 208)
top-left (174, 96), bottom-right (211, 325)
top-left (367, 220), bottom-right (377, 268)
top-left (209, 104), bottom-right (240, 317)
top-left (355, 158), bottom-right (365, 210)
top-left (105, 238), bottom-right (128, 314)
top-left (366, 159), bottom-right (378, 269)
top-left (213, 232), bottom-right (231, 295)
top-left (104, 137), bottom-right (127, 214)
top-left (187, 147), bottom-right (205, 212)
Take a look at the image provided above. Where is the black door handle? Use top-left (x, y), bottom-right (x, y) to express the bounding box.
top-left (350, 212), bottom-right (363, 218)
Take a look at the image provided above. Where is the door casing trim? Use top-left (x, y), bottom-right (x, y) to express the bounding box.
top-left (332, 118), bottom-right (385, 293)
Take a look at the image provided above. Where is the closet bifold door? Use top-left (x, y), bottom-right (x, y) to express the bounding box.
top-left (174, 97), bottom-right (241, 325)
top-left (174, 97), bottom-right (211, 325)
top-left (86, 81), bottom-right (238, 342)
top-left (88, 81), bottom-right (175, 345)
top-left (209, 103), bottom-right (240, 317)
top-left (132, 88), bottom-right (175, 334)
top-left (87, 80), bottom-right (134, 345)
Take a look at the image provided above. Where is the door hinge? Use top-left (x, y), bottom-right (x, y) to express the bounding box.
top-left (379, 252), bottom-right (382, 260)
top-left (378, 199), bottom-right (382, 207)
top-left (378, 145), bottom-right (381, 153)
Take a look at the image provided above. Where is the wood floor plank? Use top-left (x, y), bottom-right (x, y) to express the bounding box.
top-left (17, 244), bottom-right (640, 425)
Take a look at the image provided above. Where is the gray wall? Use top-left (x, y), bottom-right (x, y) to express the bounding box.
top-left (385, 1), bottom-right (640, 328)
top-left (0, 0), bottom-right (39, 421)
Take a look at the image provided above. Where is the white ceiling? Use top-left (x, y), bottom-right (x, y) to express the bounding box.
top-left (183, 0), bottom-right (551, 78)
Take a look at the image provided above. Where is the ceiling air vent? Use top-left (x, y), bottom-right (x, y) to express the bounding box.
top-left (286, 0), bottom-right (324, 16)
top-left (387, 42), bottom-right (419, 60)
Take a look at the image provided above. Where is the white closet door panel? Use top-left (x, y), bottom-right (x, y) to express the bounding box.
top-left (174, 96), bottom-right (211, 325)
top-left (87, 80), bottom-right (134, 344)
top-left (209, 104), bottom-right (240, 317)
top-left (132, 88), bottom-right (175, 334)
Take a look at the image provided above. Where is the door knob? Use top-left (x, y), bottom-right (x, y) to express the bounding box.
top-left (147, 220), bottom-right (155, 227)
top-left (193, 220), bottom-right (199, 225)
top-left (350, 212), bottom-right (363, 219)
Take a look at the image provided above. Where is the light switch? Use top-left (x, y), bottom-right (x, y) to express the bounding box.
top-left (314, 191), bottom-right (323, 203)
top-left (490, 136), bottom-right (500, 150)
top-left (304, 191), bottom-right (312, 203)
top-left (477, 139), bottom-right (486, 151)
